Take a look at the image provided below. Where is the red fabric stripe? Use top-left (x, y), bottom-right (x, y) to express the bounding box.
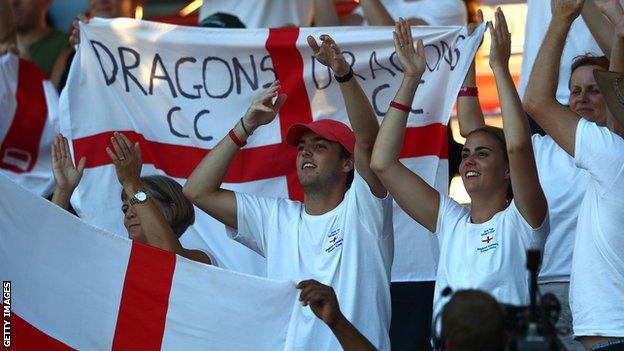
top-left (401, 123), bottom-right (448, 159)
top-left (266, 27), bottom-right (311, 201)
top-left (111, 242), bottom-right (176, 351)
top-left (72, 131), bottom-right (296, 182)
top-left (9, 311), bottom-right (75, 350)
top-left (0, 59), bottom-right (48, 173)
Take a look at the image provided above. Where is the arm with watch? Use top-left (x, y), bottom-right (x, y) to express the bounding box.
top-left (106, 132), bottom-right (212, 264)
top-left (307, 34), bottom-right (386, 197)
top-left (183, 81), bottom-right (287, 229)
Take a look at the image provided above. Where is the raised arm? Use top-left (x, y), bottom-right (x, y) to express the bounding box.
top-left (582, 0), bottom-right (613, 57)
top-left (489, 9), bottom-right (547, 228)
top-left (370, 19), bottom-right (440, 232)
top-left (297, 280), bottom-right (376, 351)
top-left (313, 0), bottom-right (340, 26)
top-left (308, 35), bottom-right (386, 197)
top-left (524, 0), bottom-right (585, 157)
top-left (457, 10), bottom-right (486, 137)
top-left (183, 82), bottom-right (286, 229)
top-left (51, 134), bottom-right (86, 210)
top-left (106, 133), bottom-right (211, 264)
top-left (596, 0), bottom-right (624, 72)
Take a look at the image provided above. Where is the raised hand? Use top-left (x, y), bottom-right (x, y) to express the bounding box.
top-left (307, 34), bottom-right (351, 76)
top-left (52, 133), bottom-right (86, 192)
top-left (393, 18), bottom-right (426, 78)
top-left (467, 9), bottom-right (484, 36)
top-left (241, 81), bottom-right (287, 132)
top-left (297, 280), bottom-right (342, 327)
top-left (551, 0), bottom-right (585, 22)
top-left (488, 8), bottom-right (512, 71)
top-left (0, 42), bottom-right (18, 56)
top-left (105, 132), bottom-right (142, 187)
top-left (596, 0), bottom-right (624, 37)
top-left (69, 14), bottom-right (89, 46)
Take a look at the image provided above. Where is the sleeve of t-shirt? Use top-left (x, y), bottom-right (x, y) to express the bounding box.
top-left (434, 196), bottom-right (468, 243)
top-left (575, 118), bottom-right (624, 196)
top-left (350, 170), bottom-right (393, 239)
top-left (507, 200), bottom-right (549, 249)
top-left (224, 192), bottom-right (281, 258)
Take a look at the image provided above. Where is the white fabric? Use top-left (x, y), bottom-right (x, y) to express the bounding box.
top-left (0, 53), bottom-right (58, 196)
top-left (227, 172), bottom-right (394, 350)
top-left (353, 0), bottom-right (467, 26)
top-left (0, 172), bottom-right (300, 350)
top-left (570, 119), bottom-right (624, 337)
top-left (62, 18), bottom-right (483, 281)
top-left (433, 196), bottom-right (549, 315)
top-left (531, 134), bottom-right (589, 283)
top-left (518, 0), bottom-right (603, 104)
top-left (199, 0), bottom-right (313, 28)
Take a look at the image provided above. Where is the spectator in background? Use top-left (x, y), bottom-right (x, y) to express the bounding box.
top-left (314, 0), bottom-right (469, 27)
top-left (198, 0), bottom-right (313, 28)
top-left (435, 290), bottom-right (506, 351)
top-left (524, 0), bottom-right (624, 349)
top-left (11, 0), bottom-right (70, 87)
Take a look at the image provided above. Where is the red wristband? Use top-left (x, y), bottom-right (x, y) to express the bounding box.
top-left (458, 86), bottom-right (478, 97)
top-left (228, 129), bottom-right (246, 147)
top-left (389, 101), bottom-right (411, 113)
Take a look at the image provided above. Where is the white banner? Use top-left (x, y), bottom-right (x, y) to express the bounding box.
top-left (61, 18), bottom-right (485, 281)
top-left (0, 172), bottom-right (299, 350)
top-left (0, 54), bottom-right (58, 197)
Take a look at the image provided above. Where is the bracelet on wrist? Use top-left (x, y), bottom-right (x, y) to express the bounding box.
top-left (458, 86), bottom-right (478, 97)
top-left (228, 129), bottom-right (246, 147)
top-left (240, 117), bottom-right (253, 136)
top-left (389, 101), bottom-right (411, 113)
top-left (334, 68), bottom-right (353, 83)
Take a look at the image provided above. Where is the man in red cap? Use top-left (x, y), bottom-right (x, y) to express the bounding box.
top-left (184, 35), bottom-right (392, 350)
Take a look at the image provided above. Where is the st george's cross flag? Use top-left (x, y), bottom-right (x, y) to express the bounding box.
top-left (60, 18), bottom-right (485, 280)
top-left (0, 53), bottom-right (58, 197)
top-left (0, 173), bottom-right (300, 350)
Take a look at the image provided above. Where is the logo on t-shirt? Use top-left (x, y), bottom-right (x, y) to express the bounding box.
top-left (325, 228), bottom-right (343, 253)
top-left (477, 228), bottom-right (499, 253)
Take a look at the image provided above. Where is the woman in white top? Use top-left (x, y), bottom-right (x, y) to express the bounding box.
top-left (370, 10), bottom-right (548, 311)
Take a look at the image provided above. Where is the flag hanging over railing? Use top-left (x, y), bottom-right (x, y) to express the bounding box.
top-left (0, 173), bottom-right (300, 350)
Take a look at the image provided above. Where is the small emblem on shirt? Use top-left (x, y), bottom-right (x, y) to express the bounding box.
top-left (477, 228), bottom-right (498, 253)
top-left (325, 228), bottom-right (343, 253)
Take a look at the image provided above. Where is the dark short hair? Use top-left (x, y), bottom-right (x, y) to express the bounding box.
top-left (338, 145), bottom-right (354, 189)
top-left (121, 175), bottom-right (195, 237)
top-left (442, 290), bottom-right (506, 351)
top-left (465, 126), bottom-right (513, 200)
top-left (568, 54), bottom-right (610, 89)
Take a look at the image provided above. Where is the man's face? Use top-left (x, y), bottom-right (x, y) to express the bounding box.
top-left (569, 65), bottom-right (609, 126)
top-left (295, 131), bottom-right (352, 192)
top-left (11, 0), bottom-right (50, 33)
top-left (89, 0), bottom-right (135, 18)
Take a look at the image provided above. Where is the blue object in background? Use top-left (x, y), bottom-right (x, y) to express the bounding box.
top-left (48, 0), bottom-right (88, 32)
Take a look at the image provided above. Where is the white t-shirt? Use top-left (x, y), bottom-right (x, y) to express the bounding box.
top-left (519, 0), bottom-right (603, 104)
top-left (570, 119), bottom-right (624, 338)
top-left (531, 134), bottom-right (589, 283)
top-left (352, 0), bottom-right (467, 26)
top-left (433, 196), bottom-right (549, 316)
top-left (227, 172), bottom-right (394, 350)
top-left (199, 0), bottom-right (313, 28)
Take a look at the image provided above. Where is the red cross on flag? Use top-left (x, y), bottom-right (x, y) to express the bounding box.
top-left (0, 54), bottom-right (59, 197)
top-left (60, 18), bottom-right (484, 280)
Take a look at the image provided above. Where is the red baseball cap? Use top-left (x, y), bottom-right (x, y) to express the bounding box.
top-left (285, 119), bottom-right (355, 155)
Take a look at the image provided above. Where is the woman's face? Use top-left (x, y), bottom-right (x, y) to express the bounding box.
top-left (122, 200), bottom-right (147, 243)
top-left (459, 131), bottom-right (510, 197)
top-left (568, 65), bottom-right (608, 126)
